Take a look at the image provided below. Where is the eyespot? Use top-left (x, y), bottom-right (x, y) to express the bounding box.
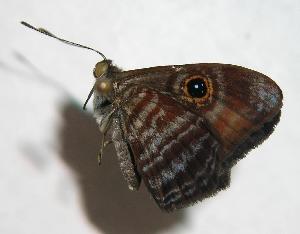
top-left (182, 76), bottom-right (212, 106)
top-left (186, 78), bottom-right (207, 98)
top-left (93, 60), bottom-right (109, 78)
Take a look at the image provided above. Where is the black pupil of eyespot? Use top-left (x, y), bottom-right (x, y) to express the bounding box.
top-left (187, 78), bottom-right (207, 98)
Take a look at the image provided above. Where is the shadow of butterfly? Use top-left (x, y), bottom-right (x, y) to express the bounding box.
top-left (21, 21), bottom-right (283, 212)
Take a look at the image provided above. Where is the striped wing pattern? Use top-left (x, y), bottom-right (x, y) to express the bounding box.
top-left (119, 87), bottom-right (228, 211)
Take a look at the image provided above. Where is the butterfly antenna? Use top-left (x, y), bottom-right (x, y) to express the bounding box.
top-left (20, 21), bottom-right (107, 60)
top-left (83, 84), bottom-right (95, 110)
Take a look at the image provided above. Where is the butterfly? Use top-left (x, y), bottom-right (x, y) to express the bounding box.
top-left (21, 21), bottom-right (283, 212)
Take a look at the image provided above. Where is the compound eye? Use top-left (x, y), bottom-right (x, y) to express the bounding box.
top-left (93, 60), bottom-right (109, 78)
top-left (95, 79), bottom-right (112, 95)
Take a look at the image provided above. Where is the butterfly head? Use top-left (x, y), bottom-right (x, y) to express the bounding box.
top-left (90, 59), bottom-right (122, 115)
top-left (93, 60), bottom-right (113, 95)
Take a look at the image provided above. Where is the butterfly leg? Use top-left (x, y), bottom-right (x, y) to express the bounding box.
top-left (98, 134), bottom-right (113, 165)
top-left (98, 134), bottom-right (105, 165)
top-left (97, 109), bottom-right (115, 165)
top-left (104, 140), bottom-right (112, 148)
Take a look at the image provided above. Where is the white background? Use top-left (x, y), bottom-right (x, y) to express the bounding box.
top-left (1, 0), bottom-right (299, 234)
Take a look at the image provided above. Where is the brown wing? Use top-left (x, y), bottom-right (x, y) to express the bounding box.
top-left (117, 87), bottom-right (227, 211)
top-left (114, 63), bottom-right (282, 211)
top-left (116, 63), bottom-right (282, 167)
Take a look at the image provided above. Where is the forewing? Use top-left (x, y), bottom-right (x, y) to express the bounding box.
top-left (116, 63), bottom-right (282, 167)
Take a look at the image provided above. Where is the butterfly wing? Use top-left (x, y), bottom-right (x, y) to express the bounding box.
top-left (116, 87), bottom-right (226, 211)
top-left (117, 63), bottom-right (282, 161)
top-left (113, 63), bottom-right (282, 211)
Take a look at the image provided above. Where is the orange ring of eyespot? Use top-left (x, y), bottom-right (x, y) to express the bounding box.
top-left (182, 75), bottom-right (213, 107)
